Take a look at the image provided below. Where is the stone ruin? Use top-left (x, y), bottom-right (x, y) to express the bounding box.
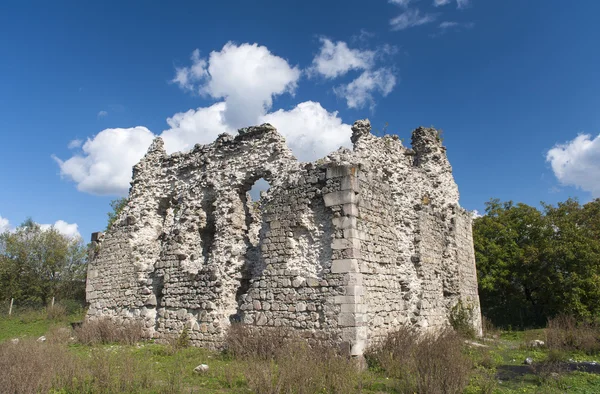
top-left (86, 119), bottom-right (482, 356)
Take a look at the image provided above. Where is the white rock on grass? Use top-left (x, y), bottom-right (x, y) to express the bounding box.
top-left (194, 364), bottom-right (209, 374)
top-left (529, 339), bottom-right (545, 348)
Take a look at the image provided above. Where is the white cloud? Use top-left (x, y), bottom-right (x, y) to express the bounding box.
top-left (435, 0), bottom-right (469, 7)
top-left (57, 42), bottom-right (363, 195)
top-left (334, 68), bottom-right (396, 109)
top-left (471, 210), bottom-right (482, 219)
top-left (434, 21), bottom-right (474, 36)
top-left (161, 102), bottom-right (233, 153)
top-left (0, 215), bottom-right (10, 233)
top-left (310, 38), bottom-right (375, 79)
top-left (39, 220), bottom-right (81, 239)
top-left (97, 110), bottom-right (108, 118)
top-left (389, 0), bottom-right (413, 8)
top-left (53, 127), bottom-right (155, 196)
top-left (390, 9), bottom-right (437, 31)
top-left (457, 0), bottom-right (470, 9)
top-left (67, 139), bottom-right (83, 149)
top-left (55, 101), bottom-right (353, 195)
top-left (173, 42), bottom-right (301, 128)
top-left (546, 133), bottom-right (600, 198)
top-left (309, 39), bottom-right (397, 110)
top-left (439, 21), bottom-right (460, 29)
top-left (172, 49), bottom-right (208, 92)
top-left (260, 101), bottom-right (352, 161)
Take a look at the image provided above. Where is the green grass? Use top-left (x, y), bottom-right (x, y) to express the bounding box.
top-left (0, 308), bottom-right (83, 342)
top-left (2, 311), bottom-right (600, 393)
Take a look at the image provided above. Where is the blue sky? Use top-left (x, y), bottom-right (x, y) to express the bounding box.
top-left (1, 0), bottom-right (599, 240)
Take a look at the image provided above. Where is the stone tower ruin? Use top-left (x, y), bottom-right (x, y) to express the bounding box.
top-left (86, 119), bottom-right (482, 356)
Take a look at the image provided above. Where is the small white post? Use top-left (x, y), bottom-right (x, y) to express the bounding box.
top-left (51, 297), bottom-right (55, 308)
top-left (8, 298), bottom-right (13, 316)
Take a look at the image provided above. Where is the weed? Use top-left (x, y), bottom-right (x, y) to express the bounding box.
top-left (224, 323), bottom-right (292, 360)
top-left (243, 340), bottom-right (358, 394)
top-left (366, 327), bottom-right (472, 394)
top-left (226, 324), bottom-right (359, 393)
top-left (546, 314), bottom-right (600, 354)
top-left (74, 317), bottom-right (145, 345)
top-left (482, 315), bottom-right (500, 338)
top-left (449, 299), bottom-right (476, 338)
top-left (46, 304), bottom-right (67, 321)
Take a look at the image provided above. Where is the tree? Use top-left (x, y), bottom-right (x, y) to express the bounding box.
top-left (474, 198), bottom-right (600, 328)
top-left (106, 197), bottom-right (128, 230)
top-left (0, 219), bottom-right (88, 306)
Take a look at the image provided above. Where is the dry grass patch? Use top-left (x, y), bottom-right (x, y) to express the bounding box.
top-left (0, 337), bottom-right (160, 393)
top-left (0, 339), bottom-right (74, 394)
top-left (225, 324), bottom-right (360, 393)
top-left (74, 317), bottom-right (145, 345)
top-left (545, 315), bottom-right (600, 354)
top-left (366, 327), bottom-right (472, 394)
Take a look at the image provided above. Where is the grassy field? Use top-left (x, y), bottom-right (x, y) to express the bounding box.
top-left (1, 310), bottom-right (599, 393)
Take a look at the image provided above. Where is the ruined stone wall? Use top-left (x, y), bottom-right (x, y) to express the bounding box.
top-left (87, 119), bottom-right (482, 354)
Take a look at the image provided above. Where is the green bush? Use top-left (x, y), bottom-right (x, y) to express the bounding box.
top-left (449, 299), bottom-right (476, 338)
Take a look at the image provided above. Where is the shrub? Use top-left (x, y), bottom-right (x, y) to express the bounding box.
top-left (449, 299), bottom-right (476, 338)
top-left (0, 339), bottom-right (74, 393)
top-left (366, 327), bottom-right (472, 394)
top-left (74, 317), bottom-right (145, 345)
top-left (175, 327), bottom-right (190, 349)
top-left (164, 327), bottom-right (191, 355)
top-left (46, 304), bottom-right (67, 321)
top-left (482, 316), bottom-right (500, 338)
top-left (243, 340), bottom-right (358, 394)
top-left (226, 324), bottom-right (359, 393)
top-left (545, 314), bottom-right (600, 354)
top-left (224, 324), bottom-right (292, 360)
top-left (0, 337), bottom-right (159, 393)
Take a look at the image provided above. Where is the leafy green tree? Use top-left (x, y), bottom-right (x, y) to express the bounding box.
top-left (474, 198), bottom-right (600, 328)
top-left (106, 197), bottom-right (128, 230)
top-left (0, 219), bottom-right (88, 306)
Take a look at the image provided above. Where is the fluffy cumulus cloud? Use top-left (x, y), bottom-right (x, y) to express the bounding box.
top-left (160, 102), bottom-right (233, 153)
top-left (309, 38), bottom-right (375, 79)
top-left (172, 42), bottom-right (301, 128)
top-left (334, 68), bottom-right (396, 109)
top-left (0, 216), bottom-right (80, 238)
top-left (56, 41), bottom-right (384, 195)
top-left (260, 101), bottom-right (352, 161)
top-left (0, 215), bottom-right (10, 233)
top-left (39, 220), bottom-right (81, 239)
top-left (546, 133), bottom-right (600, 197)
top-left (53, 127), bottom-right (155, 196)
top-left (390, 9), bottom-right (437, 31)
top-left (55, 102), bottom-right (352, 195)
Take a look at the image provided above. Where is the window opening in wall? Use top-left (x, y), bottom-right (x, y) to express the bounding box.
top-left (232, 177), bottom-right (271, 323)
top-left (248, 177), bottom-right (271, 203)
